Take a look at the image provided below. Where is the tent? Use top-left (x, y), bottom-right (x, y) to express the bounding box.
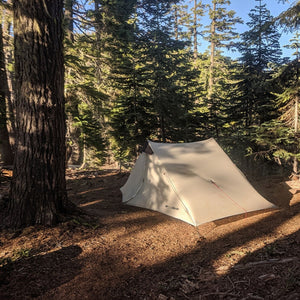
top-left (120, 138), bottom-right (275, 226)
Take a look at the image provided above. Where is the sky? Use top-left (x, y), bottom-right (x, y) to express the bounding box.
top-left (197, 0), bottom-right (296, 59)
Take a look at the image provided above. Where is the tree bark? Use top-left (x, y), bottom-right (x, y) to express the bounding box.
top-left (208, 0), bottom-right (217, 136)
top-left (193, 0), bottom-right (198, 59)
top-left (8, 0), bottom-right (68, 227)
top-left (64, 0), bottom-right (74, 43)
top-left (174, 4), bottom-right (178, 40)
top-left (293, 95), bottom-right (299, 174)
top-left (0, 22), bottom-right (13, 165)
top-left (2, 0), bottom-right (16, 141)
top-left (208, 1), bottom-right (216, 100)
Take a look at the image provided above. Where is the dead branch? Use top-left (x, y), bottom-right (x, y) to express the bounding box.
top-left (234, 257), bottom-right (298, 270)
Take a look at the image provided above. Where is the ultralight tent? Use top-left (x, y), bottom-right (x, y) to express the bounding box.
top-left (120, 138), bottom-right (275, 226)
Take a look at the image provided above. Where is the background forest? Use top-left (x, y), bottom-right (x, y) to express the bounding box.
top-left (0, 0), bottom-right (299, 174)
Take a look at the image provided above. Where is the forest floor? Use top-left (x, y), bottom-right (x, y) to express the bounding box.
top-left (0, 168), bottom-right (299, 300)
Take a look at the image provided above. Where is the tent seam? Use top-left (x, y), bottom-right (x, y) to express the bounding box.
top-left (163, 168), bottom-right (197, 226)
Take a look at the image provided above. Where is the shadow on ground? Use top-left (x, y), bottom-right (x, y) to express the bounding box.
top-left (64, 170), bottom-right (299, 299)
top-left (0, 245), bottom-right (82, 299)
top-left (0, 169), bottom-right (299, 299)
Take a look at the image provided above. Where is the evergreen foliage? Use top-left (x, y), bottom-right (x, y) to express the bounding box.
top-left (64, 8), bottom-right (108, 166)
top-left (239, 0), bottom-right (282, 71)
top-left (1, 0), bottom-right (298, 175)
top-left (237, 0), bottom-right (283, 128)
top-left (108, 0), bottom-right (202, 164)
top-left (200, 0), bottom-right (242, 137)
top-left (248, 39), bottom-right (299, 173)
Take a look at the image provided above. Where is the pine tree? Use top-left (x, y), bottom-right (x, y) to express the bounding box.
top-left (138, 0), bottom-right (199, 142)
top-left (201, 0), bottom-right (241, 137)
top-left (237, 0), bottom-right (283, 126)
top-left (171, 1), bottom-right (190, 41)
top-left (109, 0), bottom-right (201, 162)
top-left (64, 0), bottom-right (74, 43)
top-left (64, 33), bottom-right (108, 166)
top-left (276, 1), bottom-right (300, 30)
top-left (239, 0), bottom-right (282, 71)
top-left (204, 0), bottom-right (241, 98)
top-left (90, 0), bottom-right (141, 163)
top-left (109, 39), bottom-right (155, 161)
top-left (284, 31), bottom-right (299, 61)
top-left (64, 0), bottom-right (108, 166)
top-left (241, 3), bottom-right (299, 175)
top-left (270, 36), bottom-right (300, 173)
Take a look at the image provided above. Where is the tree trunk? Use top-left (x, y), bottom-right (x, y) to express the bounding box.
top-left (64, 0), bottom-right (83, 165)
top-left (193, 0), bottom-right (198, 59)
top-left (293, 95), bottom-right (299, 174)
top-left (208, 1), bottom-right (216, 136)
top-left (64, 0), bottom-right (74, 43)
top-left (0, 22), bottom-right (13, 165)
top-left (208, 1), bottom-right (216, 100)
top-left (2, 0), bottom-right (16, 146)
top-left (174, 5), bottom-right (178, 40)
top-left (8, 0), bottom-right (68, 227)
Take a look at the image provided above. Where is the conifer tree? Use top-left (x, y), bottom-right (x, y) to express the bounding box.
top-left (204, 0), bottom-right (241, 98)
top-left (64, 0), bottom-right (108, 166)
top-left (276, 1), bottom-right (300, 30)
top-left (241, 2), bottom-right (298, 174)
top-left (91, 0), bottom-right (140, 163)
top-left (109, 0), bottom-right (201, 162)
top-left (202, 0), bottom-right (241, 137)
top-left (284, 31), bottom-right (299, 60)
top-left (238, 0), bottom-right (282, 126)
top-left (138, 0), bottom-right (199, 142)
top-left (64, 33), bottom-right (108, 166)
top-left (109, 33), bottom-right (155, 160)
top-left (171, 1), bottom-right (190, 41)
top-left (267, 34), bottom-right (300, 173)
top-left (239, 0), bottom-right (282, 71)
top-left (186, 0), bottom-right (205, 59)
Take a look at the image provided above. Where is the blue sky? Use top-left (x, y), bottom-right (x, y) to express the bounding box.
top-left (197, 0), bottom-right (296, 59)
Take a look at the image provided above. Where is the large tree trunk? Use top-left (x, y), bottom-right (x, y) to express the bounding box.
top-left (8, 0), bottom-right (68, 227)
top-left (0, 22), bottom-right (13, 165)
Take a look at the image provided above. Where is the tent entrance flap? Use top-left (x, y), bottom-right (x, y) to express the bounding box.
top-left (121, 138), bottom-right (275, 226)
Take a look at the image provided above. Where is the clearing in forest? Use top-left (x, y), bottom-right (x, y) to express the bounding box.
top-left (0, 168), bottom-right (299, 299)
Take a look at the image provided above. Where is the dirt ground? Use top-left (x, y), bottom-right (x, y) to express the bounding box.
top-left (0, 168), bottom-right (299, 300)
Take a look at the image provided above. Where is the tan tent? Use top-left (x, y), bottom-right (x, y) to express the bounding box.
top-left (121, 138), bottom-right (275, 226)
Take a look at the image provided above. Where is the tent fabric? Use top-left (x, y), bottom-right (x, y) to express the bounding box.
top-left (121, 138), bottom-right (275, 226)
